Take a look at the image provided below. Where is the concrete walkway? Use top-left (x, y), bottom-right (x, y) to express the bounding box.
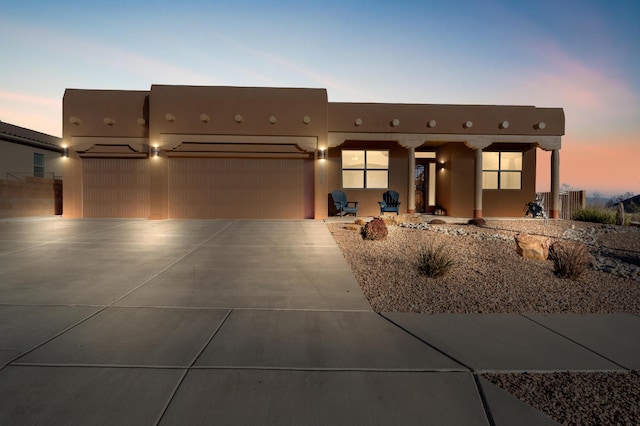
top-left (0, 218), bottom-right (638, 425)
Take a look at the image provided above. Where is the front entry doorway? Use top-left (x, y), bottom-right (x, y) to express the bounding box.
top-left (415, 153), bottom-right (437, 214)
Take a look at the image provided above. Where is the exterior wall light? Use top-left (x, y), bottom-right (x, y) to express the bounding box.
top-left (463, 120), bottom-right (473, 129)
top-left (103, 117), bottom-right (115, 126)
top-left (62, 148), bottom-right (68, 158)
top-left (318, 149), bottom-right (327, 160)
top-left (534, 121), bottom-right (546, 130)
top-left (200, 114), bottom-right (210, 123)
top-left (438, 161), bottom-right (445, 171)
top-left (151, 146), bottom-right (160, 157)
top-left (303, 115), bottom-right (311, 124)
top-left (269, 115), bottom-right (277, 124)
top-left (354, 118), bottom-right (363, 126)
top-left (427, 120), bottom-right (437, 128)
top-left (390, 118), bottom-right (400, 127)
top-left (235, 114), bottom-right (243, 123)
top-left (499, 120), bottom-right (510, 129)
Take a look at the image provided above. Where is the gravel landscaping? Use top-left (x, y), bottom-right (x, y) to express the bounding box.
top-left (327, 217), bottom-right (640, 425)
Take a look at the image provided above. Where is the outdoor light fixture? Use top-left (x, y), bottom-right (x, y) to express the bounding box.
top-left (534, 121), bottom-right (546, 130)
top-left (438, 161), bottom-right (445, 171)
top-left (151, 146), bottom-right (160, 157)
top-left (62, 148), bottom-right (68, 158)
top-left (318, 149), bottom-right (327, 160)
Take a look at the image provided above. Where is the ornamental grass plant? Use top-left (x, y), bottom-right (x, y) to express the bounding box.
top-left (417, 241), bottom-right (456, 278)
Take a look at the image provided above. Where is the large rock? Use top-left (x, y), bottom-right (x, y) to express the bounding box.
top-left (514, 233), bottom-right (550, 261)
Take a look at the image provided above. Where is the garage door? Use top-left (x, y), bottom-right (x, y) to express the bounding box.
top-left (169, 158), bottom-right (313, 219)
top-left (82, 158), bottom-right (150, 218)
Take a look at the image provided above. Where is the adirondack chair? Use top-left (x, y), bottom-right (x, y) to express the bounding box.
top-left (331, 190), bottom-right (358, 216)
top-left (378, 190), bottom-right (401, 215)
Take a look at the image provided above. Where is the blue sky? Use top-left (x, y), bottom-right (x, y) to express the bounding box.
top-left (1, 0), bottom-right (638, 195)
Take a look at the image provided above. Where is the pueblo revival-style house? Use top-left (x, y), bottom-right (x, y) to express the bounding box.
top-left (62, 85), bottom-right (564, 220)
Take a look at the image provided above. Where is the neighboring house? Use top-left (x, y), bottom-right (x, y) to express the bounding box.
top-left (622, 194), bottom-right (640, 213)
top-left (0, 121), bottom-right (63, 180)
top-left (62, 85), bottom-right (565, 219)
top-left (0, 121), bottom-right (64, 217)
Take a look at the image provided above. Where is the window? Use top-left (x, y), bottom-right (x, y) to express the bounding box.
top-left (342, 150), bottom-right (389, 189)
top-left (33, 153), bottom-right (45, 178)
top-left (482, 152), bottom-right (522, 190)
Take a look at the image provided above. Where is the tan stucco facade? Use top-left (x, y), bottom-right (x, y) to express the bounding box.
top-left (62, 85), bottom-right (564, 219)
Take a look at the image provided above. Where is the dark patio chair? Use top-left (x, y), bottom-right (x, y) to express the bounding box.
top-left (331, 190), bottom-right (358, 216)
top-left (378, 190), bottom-right (401, 215)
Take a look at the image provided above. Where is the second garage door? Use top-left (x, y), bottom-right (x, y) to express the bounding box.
top-left (168, 157), bottom-right (313, 219)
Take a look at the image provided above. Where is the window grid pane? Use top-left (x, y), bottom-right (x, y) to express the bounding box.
top-left (500, 171), bottom-right (521, 189)
top-left (500, 152), bottom-right (522, 171)
top-left (342, 170), bottom-right (364, 188)
top-left (482, 171), bottom-right (498, 189)
top-left (366, 151), bottom-right (389, 169)
top-left (342, 150), bottom-right (365, 169)
top-left (366, 170), bottom-right (388, 189)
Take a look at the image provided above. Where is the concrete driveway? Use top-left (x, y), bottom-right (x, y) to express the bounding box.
top-left (2, 218), bottom-right (630, 424)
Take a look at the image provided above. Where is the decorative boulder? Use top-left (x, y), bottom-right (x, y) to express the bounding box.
top-left (514, 233), bottom-right (550, 261)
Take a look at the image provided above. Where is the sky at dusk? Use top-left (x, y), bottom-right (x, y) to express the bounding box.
top-left (1, 0), bottom-right (638, 196)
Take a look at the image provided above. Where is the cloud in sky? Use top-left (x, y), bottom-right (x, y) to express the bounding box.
top-left (0, 90), bottom-right (61, 136)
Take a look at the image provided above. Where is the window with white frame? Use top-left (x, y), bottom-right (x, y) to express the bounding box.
top-left (342, 150), bottom-right (389, 189)
top-left (482, 152), bottom-right (522, 190)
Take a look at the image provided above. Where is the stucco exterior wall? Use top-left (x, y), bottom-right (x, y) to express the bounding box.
top-left (482, 145), bottom-right (537, 217)
top-left (0, 142), bottom-right (63, 180)
top-left (61, 84), bottom-right (565, 220)
top-left (326, 141), bottom-right (408, 217)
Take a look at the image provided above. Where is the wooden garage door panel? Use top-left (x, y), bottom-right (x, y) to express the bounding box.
top-left (169, 158), bottom-right (307, 219)
top-left (83, 159), bottom-right (150, 218)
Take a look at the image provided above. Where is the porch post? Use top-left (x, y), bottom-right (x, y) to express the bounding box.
top-left (474, 147), bottom-right (483, 218)
top-left (550, 149), bottom-right (560, 219)
top-left (407, 147), bottom-right (416, 213)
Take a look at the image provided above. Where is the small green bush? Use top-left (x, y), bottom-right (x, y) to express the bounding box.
top-left (549, 240), bottom-right (590, 280)
top-left (361, 218), bottom-right (388, 240)
top-left (572, 207), bottom-right (616, 224)
top-left (417, 242), bottom-right (456, 278)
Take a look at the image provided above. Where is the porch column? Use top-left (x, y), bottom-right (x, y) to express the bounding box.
top-left (464, 137), bottom-right (492, 219)
top-left (474, 147), bottom-right (483, 218)
top-left (407, 147), bottom-right (416, 213)
top-left (396, 136), bottom-right (424, 214)
top-left (550, 149), bottom-right (560, 218)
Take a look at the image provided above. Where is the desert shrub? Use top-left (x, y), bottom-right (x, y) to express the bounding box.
top-left (361, 218), bottom-right (388, 240)
top-left (549, 240), bottom-right (590, 280)
top-left (417, 242), bottom-right (456, 278)
top-left (572, 207), bottom-right (616, 225)
top-left (354, 218), bottom-right (367, 226)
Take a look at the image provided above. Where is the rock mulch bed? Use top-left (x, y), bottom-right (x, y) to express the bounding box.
top-left (328, 219), bottom-right (640, 314)
top-left (327, 218), bottom-right (640, 425)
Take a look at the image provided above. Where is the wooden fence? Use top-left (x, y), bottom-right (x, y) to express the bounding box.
top-left (537, 190), bottom-right (586, 220)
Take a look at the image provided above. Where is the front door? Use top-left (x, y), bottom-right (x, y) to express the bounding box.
top-left (415, 159), bottom-right (436, 214)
